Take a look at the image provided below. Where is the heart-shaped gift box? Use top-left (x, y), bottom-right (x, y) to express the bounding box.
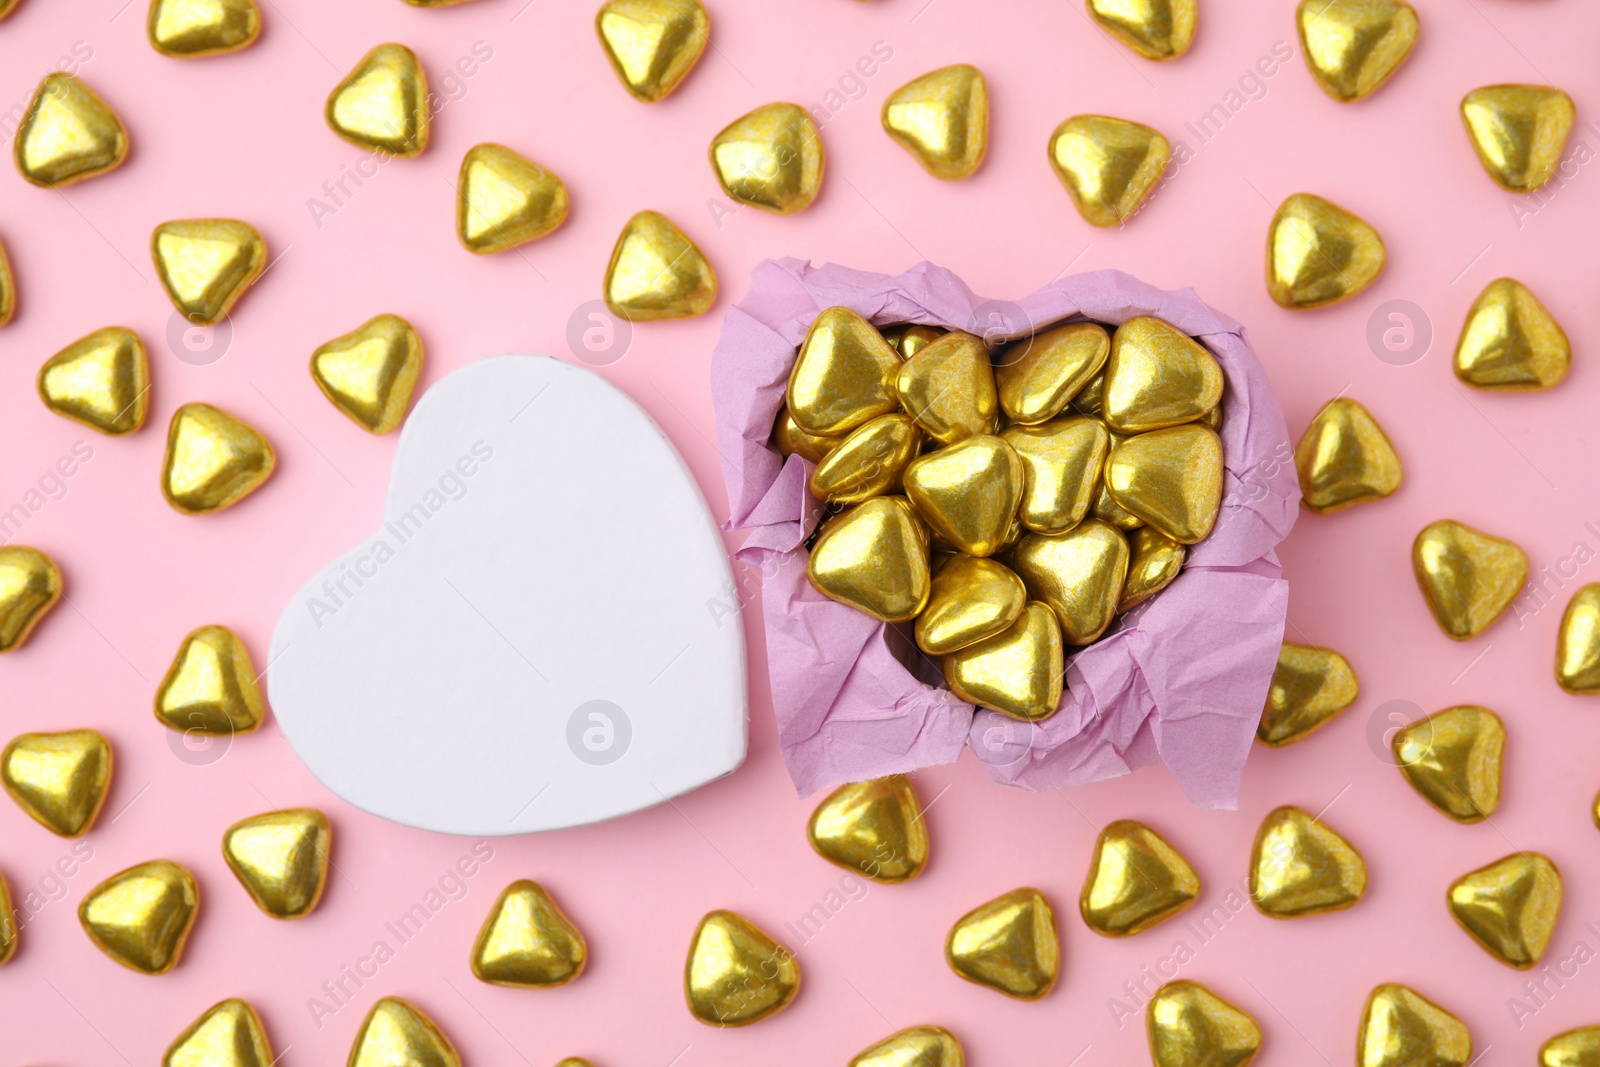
top-left (712, 261), bottom-right (1299, 809)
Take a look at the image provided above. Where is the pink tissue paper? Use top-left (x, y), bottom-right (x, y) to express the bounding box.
top-left (711, 260), bottom-right (1299, 810)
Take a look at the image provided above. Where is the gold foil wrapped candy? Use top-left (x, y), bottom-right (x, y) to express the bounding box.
top-left (904, 436), bottom-right (1023, 557)
top-left (0, 875), bottom-right (14, 965)
top-left (1049, 115), bottom-right (1171, 227)
top-left (471, 880), bottom-right (587, 987)
top-left (850, 1026), bottom-right (964, 1067)
top-left (1103, 316), bottom-right (1222, 433)
top-left (164, 999), bottom-right (274, 1067)
top-left (1453, 278), bottom-right (1569, 391)
top-left (595, 0), bottom-right (708, 102)
top-left (684, 910), bottom-right (799, 1026)
top-left (1296, 0), bottom-right (1418, 103)
top-left (1004, 418), bottom-right (1108, 535)
top-left (1257, 642), bottom-right (1359, 746)
top-left (1087, 0), bottom-right (1196, 60)
top-left (223, 809), bottom-right (330, 919)
top-left (916, 555), bottom-right (1026, 655)
top-left (1412, 520), bottom-right (1526, 640)
top-left (1081, 819), bottom-right (1200, 937)
top-left (1556, 584), bottom-right (1600, 694)
top-left (312, 314), bottom-right (422, 434)
top-left (882, 64), bottom-right (988, 181)
top-left (457, 143), bottom-right (569, 254)
top-left (148, 0), bottom-right (261, 57)
top-left (887, 324), bottom-right (944, 359)
top-left (349, 998), bottom-right (460, 1067)
top-left (1358, 984), bottom-right (1471, 1067)
top-left (80, 860), bottom-right (199, 974)
top-left (1119, 527), bottom-right (1185, 612)
top-left (39, 326), bottom-right (150, 435)
top-left (0, 238), bottom-right (14, 326)
top-left (1095, 480), bottom-right (1143, 531)
top-left (604, 210), bottom-right (717, 321)
top-left (1105, 425), bottom-right (1222, 544)
top-left (0, 546), bottom-right (62, 652)
top-left (710, 102), bottom-right (823, 214)
top-left (996, 322), bottom-right (1110, 425)
top-left (1541, 1028), bottom-right (1600, 1067)
top-left (14, 73), bottom-right (128, 187)
top-left (1250, 805), bottom-right (1367, 918)
top-left (773, 407), bottom-right (840, 464)
top-left (942, 602), bottom-right (1063, 721)
top-left (1012, 522), bottom-right (1129, 644)
top-left (155, 624), bottom-right (266, 735)
top-left (1461, 85), bottom-right (1575, 193)
top-left (327, 44), bottom-right (429, 157)
top-left (162, 403), bottom-right (276, 514)
top-left (1147, 981), bottom-right (1262, 1067)
top-left (788, 307), bottom-right (901, 437)
top-left (1447, 852), bottom-right (1561, 969)
top-left (152, 219), bottom-right (266, 326)
top-left (1294, 397), bottom-right (1402, 513)
top-left (807, 775), bottom-right (929, 883)
top-left (810, 414), bottom-right (920, 504)
top-left (0, 0), bottom-right (19, 20)
top-left (808, 497), bottom-right (930, 622)
top-left (1267, 193), bottom-right (1385, 309)
top-left (2, 728), bottom-right (110, 836)
top-left (896, 331), bottom-right (999, 446)
top-left (945, 887), bottom-right (1058, 1000)
top-left (1393, 705), bottom-right (1504, 823)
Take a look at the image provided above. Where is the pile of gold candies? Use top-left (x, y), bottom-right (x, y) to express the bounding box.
top-left (776, 306), bottom-right (1226, 721)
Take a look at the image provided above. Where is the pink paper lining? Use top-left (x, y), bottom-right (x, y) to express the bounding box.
top-left (710, 260), bottom-right (1299, 809)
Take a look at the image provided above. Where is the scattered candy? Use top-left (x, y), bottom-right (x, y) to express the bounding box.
top-left (808, 496), bottom-right (931, 622)
top-left (1447, 851), bottom-right (1561, 969)
top-left (349, 997), bottom-right (460, 1067)
top-left (996, 322), bottom-right (1110, 425)
top-left (850, 1026), bottom-right (964, 1067)
top-left (1541, 1027), bottom-right (1600, 1067)
top-left (1256, 642), bottom-right (1359, 746)
top-left (470, 880), bottom-right (587, 987)
top-left (311, 314), bottom-right (423, 434)
top-left (882, 64), bottom-right (988, 181)
top-left (1556, 584), bottom-right (1600, 694)
top-left (595, 0), bottom-right (709, 102)
top-left (1266, 192), bottom-right (1385, 309)
top-left (327, 44), bottom-right (429, 157)
top-left (1087, 0), bottom-right (1196, 60)
top-left (222, 809), bottom-right (331, 919)
top-left (456, 143), bottom-right (570, 254)
top-left (684, 910), bottom-right (799, 1026)
top-left (916, 555), bottom-right (1027, 655)
top-left (773, 406), bottom-right (840, 464)
top-left (896, 331), bottom-right (999, 445)
top-left (1294, 397), bottom-right (1402, 513)
top-left (0, 875), bottom-right (13, 965)
top-left (945, 887), bottom-right (1058, 1000)
top-left (710, 102), bottom-right (824, 214)
top-left (1103, 316), bottom-right (1222, 433)
top-left (1012, 521), bottom-right (1129, 644)
top-left (1393, 704), bottom-right (1504, 823)
top-left (1461, 85), bottom-right (1575, 193)
top-left (1358, 984), bottom-right (1471, 1067)
top-left (79, 859), bottom-right (199, 974)
top-left (904, 435), bottom-right (1023, 557)
top-left (788, 307), bottom-right (902, 436)
top-left (1119, 528), bottom-right (1185, 612)
top-left (0, 546), bottom-right (62, 652)
top-left (1080, 819), bottom-right (1200, 937)
top-left (1412, 520), bottom-right (1526, 639)
top-left (1004, 417), bottom-right (1108, 535)
top-left (38, 326), bottom-right (149, 435)
top-left (1105, 425), bottom-right (1223, 544)
top-left (942, 602), bottom-right (1063, 720)
top-left (1147, 980), bottom-right (1262, 1067)
top-left (806, 775), bottom-right (929, 883)
top-left (0, 238), bottom-right (14, 325)
top-left (810, 414), bottom-right (921, 505)
top-left (1453, 277), bottom-right (1569, 391)
top-left (1296, 0), bottom-right (1417, 103)
top-left (1048, 115), bottom-right (1171, 227)
top-left (1250, 805), bottom-right (1366, 918)
top-left (148, 0), bottom-right (261, 57)
top-left (14, 73), bottom-right (128, 187)
top-left (163, 999), bottom-right (274, 1067)
top-left (1, 728), bottom-right (110, 835)
top-left (155, 624), bottom-right (265, 735)
top-left (152, 219), bottom-right (267, 326)
top-left (162, 402), bottom-right (276, 514)
top-left (603, 210), bottom-right (717, 320)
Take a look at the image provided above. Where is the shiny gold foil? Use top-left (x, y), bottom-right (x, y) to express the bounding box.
top-left (1257, 642), bottom-right (1359, 746)
top-left (915, 554), bottom-right (1027, 655)
top-left (1103, 316), bottom-right (1222, 433)
top-left (808, 497), bottom-right (930, 623)
top-left (945, 887), bottom-right (1058, 1000)
top-left (349, 998), bottom-right (460, 1067)
top-left (0, 0), bottom-right (20, 20)
top-left (710, 102), bottom-right (823, 214)
top-left (1119, 527), bottom-right (1185, 612)
top-left (811, 414), bottom-right (921, 505)
top-left (904, 435), bottom-right (1023, 557)
top-left (0, 546), bottom-right (62, 652)
top-left (882, 64), bottom-right (988, 181)
top-left (80, 860), bottom-right (198, 974)
top-left (0, 238), bottom-right (14, 326)
top-left (1072, 369), bottom-right (1106, 417)
top-left (1094, 480), bottom-right (1143, 531)
top-left (456, 143), bottom-right (568, 254)
top-left (1358, 984), bottom-right (1471, 1067)
top-left (149, 0), bottom-right (260, 57)
top-left (942, 602), bottom-right (1063, 721)
top-left (1447, 852), bottom-right (1561, 969)
top-left (1294, 397), bottom-right (1402, 513)
top-left (164, 999), bottom-right (274, 1067)
top-left (788, 306), bottom-right (901, 436)
top-left (1, 728), bottom-right (110, 836)
top-left (327, 44), bottom-right (429, 157)
top-left (996, 322), bottom-right (1110, 425)
top-left (851, 1026), bottom-right (964, 1067)
top-left (1105, 425), bottom-right (1222, 544)
top-left (685, 910), bottom-right (799, 1026)
top-left (39, 326), bottom-right (149, 435)
top-left (1012, 521), bottom-right (1129, 644)
top-left (774, 407), bottom-right (841, 464)
top-left (0, 874), bottom-right (13, 965)
top-left (604, 210), bottom-right (717, 320)
top-left (1296, 0), bottom-right (1418, 103)
top-left (891, 324), bottom-right (945, 359)
top-left (471, 880), bottom-right (586, 987)
top-left (1541, 1027), bottom-right (1600, 1067)
top-left (14, 73), bottom-right (128, 187)
top-left (1267, 192), bottom-right (1386, 309)
top-left (1003, 418), bottom-right (1108, 535)
top-left (1394, 704), bottom-right (1504, 823)
top-left (155, 624), bottom-right (265, 735)
top-left (1412, 520), bottom-right (1526, 640)
top-left (1454, 277), bottom-right (1569, 391)
top-left (1048, 115), bottom-right (1171, 227)
top-left (222, 808), bottom-right (330, 919)
top-left (1087, 0), bottom-right (1195, 59)
top-left (896, 331), bottom-right (999, 446)
top-left (1081, 819), bottom-right (1199, 937)
top-left (1250, 805), bottom-right (1367, 918)
top-left (595, 0), bottom-right (708, 102)
top-left (152, 219), bottom-right (266, 326)
top-left (1557, 584), bottom-right (1600, 694)
top-left (1461, 85), bottom-right (1575, 193)
top-left (311, 314), bottom-right (422, 434)
top-left (807, 775), bottom-right (929, 883)
top-left (162, 402), bottom-right (275, 514)
top-left (1148, 981), bottom-right (1262, 1067)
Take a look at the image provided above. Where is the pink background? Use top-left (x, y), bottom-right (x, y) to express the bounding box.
top-left (2, 0), bottom-right (1597, 1064)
